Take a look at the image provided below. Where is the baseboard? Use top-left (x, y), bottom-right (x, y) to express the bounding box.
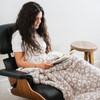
top-left (94, 60), bottom-right (100, 69)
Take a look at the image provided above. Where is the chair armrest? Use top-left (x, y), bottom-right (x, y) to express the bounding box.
top-left (0, 69), bottom-right (32, 79)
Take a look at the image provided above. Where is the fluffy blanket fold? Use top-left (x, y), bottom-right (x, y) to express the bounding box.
top-left (17, 55), bottom-right (100, 100)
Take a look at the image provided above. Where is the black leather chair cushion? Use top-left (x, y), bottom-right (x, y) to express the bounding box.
top-left (3, 57), bottom-right (18, 70)
top-left (0, 69), bottom-right (32, 79)
top-left (32, 84), bottom-right (65, 100)
top-left (0, 23), bottom-right (14, 54)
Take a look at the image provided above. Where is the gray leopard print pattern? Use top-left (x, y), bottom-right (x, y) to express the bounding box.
top-left (17, 53), bottom-right (100, 100)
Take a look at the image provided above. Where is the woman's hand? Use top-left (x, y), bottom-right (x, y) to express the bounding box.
top-left (36, 62), bottom-right (53, 70)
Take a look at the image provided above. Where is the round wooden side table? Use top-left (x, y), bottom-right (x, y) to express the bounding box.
top-left (70, 41), bottom-right (97, 65)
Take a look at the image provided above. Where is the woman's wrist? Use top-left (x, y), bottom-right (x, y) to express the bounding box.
top-left (35, 63), bottom-right (42, 69)
top-left (34, 63), bottom-right (40, 68)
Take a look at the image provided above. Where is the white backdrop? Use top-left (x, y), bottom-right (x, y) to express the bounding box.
top-left (0, 0), bottom-right (100, 69)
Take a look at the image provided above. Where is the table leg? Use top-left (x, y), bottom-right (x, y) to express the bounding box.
top-left (70, 48), bottom-right (74, 51)
top-left (89, 52), bottom-right (94, 65)
top-left (84, 52), bottom-right (89, 61)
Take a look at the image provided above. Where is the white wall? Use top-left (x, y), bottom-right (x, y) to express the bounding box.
top-left (0, 0), bottom-right (100, 70)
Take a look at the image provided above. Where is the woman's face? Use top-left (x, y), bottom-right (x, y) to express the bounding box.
top-left (34, 11), bottom-right (42, 29)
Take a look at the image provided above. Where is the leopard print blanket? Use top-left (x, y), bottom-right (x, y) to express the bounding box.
top-left (17, 52), bottom-right (100, 100)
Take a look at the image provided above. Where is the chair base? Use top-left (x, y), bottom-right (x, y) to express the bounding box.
top-left (11, 79), bottom-right (45, 100)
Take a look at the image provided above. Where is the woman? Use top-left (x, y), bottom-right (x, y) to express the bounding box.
top-left (12, 1), bottom-right (57, 69)
top-left (11, 2), bottom-right (100, 100)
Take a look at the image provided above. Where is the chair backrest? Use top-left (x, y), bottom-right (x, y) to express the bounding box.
top-left (0, 23), bottom-right (14, 54)
top-left (0, 23), bottom-right (18, 70)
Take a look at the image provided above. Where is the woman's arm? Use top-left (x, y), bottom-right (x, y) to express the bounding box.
top-left (14, 52), bottom-right (53, 69)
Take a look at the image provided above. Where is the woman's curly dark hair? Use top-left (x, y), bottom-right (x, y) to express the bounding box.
top-left (12, 2), bottom-right (51, 55)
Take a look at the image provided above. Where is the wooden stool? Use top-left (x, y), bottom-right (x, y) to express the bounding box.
top-left (70, 41), bottom-right (97, 65)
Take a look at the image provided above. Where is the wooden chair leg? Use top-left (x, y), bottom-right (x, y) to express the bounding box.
top-left (11, 79), bottom-right (45, 100)
top-left (89, 52), bottom-right (94, 65)
top-left (84, 52), bottom-right (89, 61)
